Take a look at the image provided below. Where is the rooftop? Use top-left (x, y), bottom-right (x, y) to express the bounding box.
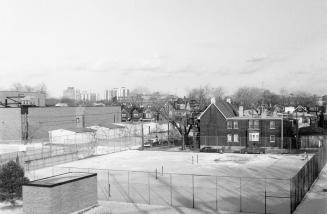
top-left (24, 172), bottom-right (97, 187)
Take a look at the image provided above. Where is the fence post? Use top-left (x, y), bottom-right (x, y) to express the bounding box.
top-left (108, 170), bottom-right (110, 200)
top-left (192, 175), bottom-right (195, 208)
top-left (170, 174), bottom-right (173, 206)
top-left (148, 172), bottom-right (151, 204)
top-left (216, 176), bottom-right (218, 211)
top-left (265, 178), bottom-right (267, 214)
top-left (128, 171), bottom-right (130, 197)
top-left (240, 177), bottom-right (242, 212)
top-left (290, 177), bottom-right (292, 214)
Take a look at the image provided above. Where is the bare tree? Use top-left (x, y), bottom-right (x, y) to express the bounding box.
top-left (10, 82), bottom-right (47, 95)
top-left (232, 87), bottom-right (264, 108)
top-left (187, 86), bottom-right (225, 110)
top-left (150, 98), bottom-right (194, 150)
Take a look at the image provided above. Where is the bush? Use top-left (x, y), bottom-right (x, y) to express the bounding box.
top-left (0, 161), bottom-right (29, 204)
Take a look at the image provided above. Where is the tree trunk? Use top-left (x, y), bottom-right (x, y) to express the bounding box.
top-left (182, 133), bottom-right (189, 150)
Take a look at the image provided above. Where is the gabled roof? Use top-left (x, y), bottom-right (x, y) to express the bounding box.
top-left (294, 105), bottom-right (307, 113)
top-left (198, 100), bottom-right (238, 119)
top-left (215, 100), bottom-right (238, 118)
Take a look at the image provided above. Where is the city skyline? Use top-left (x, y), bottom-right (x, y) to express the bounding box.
top-left (1, 0), bottom-right (327, 97)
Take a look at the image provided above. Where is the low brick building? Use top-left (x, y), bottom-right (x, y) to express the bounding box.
top-left (23, 172), bottom-right (97, 214)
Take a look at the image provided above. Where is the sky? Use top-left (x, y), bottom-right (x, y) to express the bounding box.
top-left (0, 0), bottom-right (327, 98)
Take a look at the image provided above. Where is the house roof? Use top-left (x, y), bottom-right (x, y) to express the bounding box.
top-left (198, 100), bottom-right (238, 119)
top-left (215, 100), bottom-right (238, 118)
top-left (299, 126), bottom-right (327, 136)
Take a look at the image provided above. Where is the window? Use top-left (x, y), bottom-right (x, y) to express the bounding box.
top-left (227, 134), bottom-right (232, 142)
top-left (270, 135), bottom-right (275, 142)
top-left (122, 113), bottom-right (126, 117)
top-left (227, 121), bottom-right (233, 129)
top-left (234, 121), bottom-right (239, 129)
top-left (270, 121), bottom-right (275, 129)
top-left (234, 134), bottom-right (239, 142)
top-left (249, 132), bottom-right (259, 141)
top-left (254, 120), bottom-right (259, 129)
top-left (249, 120), bottom-right (253, 129)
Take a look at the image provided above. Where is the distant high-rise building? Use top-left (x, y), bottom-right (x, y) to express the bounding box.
top-left (63, 87), bottom-right (75, 100)
top-left (81, 90), bottom-right (89, 102)
top-left (75, 89), bottom-right (82, 101)
top-left (104, 90), bottom-right (110, 102)
top-left (90, 93), bottom-right (97, 103)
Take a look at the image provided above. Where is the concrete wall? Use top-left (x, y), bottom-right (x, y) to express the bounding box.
top-left (0, 108), bottom-right (21, 142)
top-left (23, 174), bottom-right (97, 214)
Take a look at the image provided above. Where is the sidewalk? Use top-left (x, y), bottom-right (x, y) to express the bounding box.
top-left (294, 165), bottom-right (327, 214)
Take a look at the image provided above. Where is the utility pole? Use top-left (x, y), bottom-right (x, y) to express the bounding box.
top-left (167, 103), bottom-right (170, 142)
top-left (21, 106), bottom-right (29, 144)
top-left (281, 115), bottom-right (284, 150)
top-left (141, 119), bottom-right (144, 150)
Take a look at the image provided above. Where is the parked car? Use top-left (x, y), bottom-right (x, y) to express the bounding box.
top-left (240, 147), bottom-right (265, 154)
top-left (143, 140), bottom-right (152, 148)
top-left (200, 146), bottom-right (220, 153)
top-left (144, 137), bottom-right (160, 147)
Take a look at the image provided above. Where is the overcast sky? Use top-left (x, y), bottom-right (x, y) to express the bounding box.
top-left (0, 0), bottom-right (327, 98)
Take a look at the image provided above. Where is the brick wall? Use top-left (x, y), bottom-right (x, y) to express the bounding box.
top-left (23, 174), bottom-right (97, 214)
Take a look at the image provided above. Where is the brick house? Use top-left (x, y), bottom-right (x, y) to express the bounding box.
top-left (121, 108), bottom-right (130, 122)
top-left (131, 108), bottom-right (143, 121)
top-left (198, 99), bottom-right (295, 149)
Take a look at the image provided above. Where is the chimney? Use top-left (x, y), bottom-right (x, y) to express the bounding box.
top-left (226, 97), bottom-right (231, 104)
top-left (211, 97), bottom-right (216, 104)
top-left (76, 115), bottom-right (85, 128)
top-left (238, 106), bottom-right (244, 117)
top-left (261, 109), bottom-right (267, 118)
top-left (76, 107), bottom-right (85, 128)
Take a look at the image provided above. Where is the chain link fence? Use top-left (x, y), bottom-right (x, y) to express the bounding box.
top-left (51, 166), bottom-right (291, 214)
top-left (290, 144), bottom-right (327, 213)
top-left (0, 136), bottom-right (143, 171)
